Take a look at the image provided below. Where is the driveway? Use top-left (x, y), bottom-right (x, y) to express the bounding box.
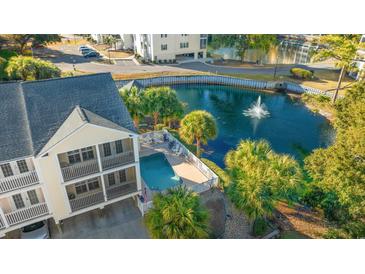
top-left (37, 43), bottom-right (336, 76)
top-left (49, 198), bottom-right (150, 239)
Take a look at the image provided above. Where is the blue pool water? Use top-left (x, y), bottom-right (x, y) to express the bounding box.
top-left (171, 84), bottom-right (334, 167)
top-left (140, 153), bottom-right (181, 191)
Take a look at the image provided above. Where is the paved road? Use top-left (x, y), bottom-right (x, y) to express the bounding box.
top-left (40, 44), bottom-right (337, 76)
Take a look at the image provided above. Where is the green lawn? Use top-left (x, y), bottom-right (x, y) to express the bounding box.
top-left (280, 230), bottom-right (310, 239)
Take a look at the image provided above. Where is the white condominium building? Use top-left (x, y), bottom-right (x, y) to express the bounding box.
top-left (133, 34), bottom-right (208, 63)
top-left (0, 73), bottom-right (142, 237)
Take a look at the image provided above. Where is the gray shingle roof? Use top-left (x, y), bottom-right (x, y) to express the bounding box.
top-left (0, 73), bottom-right (135, 162)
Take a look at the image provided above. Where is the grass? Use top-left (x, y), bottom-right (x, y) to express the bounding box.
top-left (280, 230), bottom-right (310, 239)
top-left (219, 69), bottom-right (354, 95)
top-left (112, 71), bottom-right (210, 80)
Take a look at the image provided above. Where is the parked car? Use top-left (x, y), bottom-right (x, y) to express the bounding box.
top-left (21, 221), bottom-right (49, 239)
top-left (83, 51), bottom-right (100, 58)
top-left (78, 45), bottom-right (89, 52)
top-left (80, 48), bottom-right (94, 55)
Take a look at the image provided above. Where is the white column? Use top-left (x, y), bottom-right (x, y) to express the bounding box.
top-left (95, 145), bottom-right (107, 202)
top-left (132, 136), bottom-right (142, 192)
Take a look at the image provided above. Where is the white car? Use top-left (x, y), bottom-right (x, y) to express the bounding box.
top-left (21, 221), bottom-right (50, 239)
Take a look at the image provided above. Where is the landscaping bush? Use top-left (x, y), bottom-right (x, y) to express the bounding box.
top-left (252, 218), bottom-right (268, 237)
top-left (0, 57), bottom-right (7, 80)
top-left (201, 158), bottom-right (229, 189)
top-left (0, 49), bottom-right (17, 60)
top-left (155, 123), bottom-right (168, 130)
top-left (290, 67), bottom-right (314, 79)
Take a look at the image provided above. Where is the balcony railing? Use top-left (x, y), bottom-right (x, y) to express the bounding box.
top-left (4, 203), bottom-right (49, 226)
top-left (61, 159), bottom-right (99, 182)
top-left (0, 215), bottom-right (5, 230)
top-left (0, 170), bottom-right (39, 194)
top-left (105, 180), bottom-right (138, 201)
top-left (69, 191), bottom-right (104, 212)
top-left (101, 151), bottom-right (135, 171)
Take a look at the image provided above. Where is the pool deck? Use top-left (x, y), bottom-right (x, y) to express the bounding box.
top-left (139, 142), bottom-right (209, 200)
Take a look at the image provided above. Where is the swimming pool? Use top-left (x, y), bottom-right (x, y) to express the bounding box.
top-left (140, 152), bottom-right (181, 191)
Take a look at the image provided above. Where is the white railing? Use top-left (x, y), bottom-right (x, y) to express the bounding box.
top-left (0, 215), bottom-right (5, 230)
top-left (4, 203), bottom-right (49, 226)
top-left (160, 130), bottom-right (219, 189)
top-left (101, 151), bottom-right (135, 171)
top-left (105, 180), bottom-right (138, 200)
top-left (69, 191), bottom-right (104, 212)
top-left (61, 159), bottom-right (100, 182)
top-left (0, 170), bottom-right (39, 194)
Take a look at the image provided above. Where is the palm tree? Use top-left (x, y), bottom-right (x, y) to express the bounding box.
top-left (144, 86), bottom-right (183, 129)
top-left (313, 35), bottom-right (364, 103)
top-left (225, 140), bottom-right (302, 222)
top-left (119, 86), bottom-right (146, 130)
top-left (179, 110), bottom-right (217, 157)
top-left (145, 186), bottom-right (210, 239)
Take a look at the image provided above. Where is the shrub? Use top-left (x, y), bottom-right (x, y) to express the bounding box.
top-left (0, 57), bottom-right (7, 80)
top-left (0, 49), bottom-right (17, 60)
top-left (252, 218), bottom-right (268, 237)
top-left (155, 123), bottom-right (168, 130)
top-left (290, 67), bottom-right (314, 79)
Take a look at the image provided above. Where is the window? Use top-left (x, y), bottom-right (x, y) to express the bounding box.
top-left (75, 183), bottom-right (88, 195)
top-left (115, 140), bottom-right (124, 154)
top-left (27, 190), bottom-right (39, 205)
top-left (180, 42), bottom-right (189, 48)
top-left (67, 150), bottom-right (81, 164)
top-left (12, 194), bottom-right (25, 209)
top-left (160, 34), bottom-right (167, 38)
top-left (181, 34), bottom-right (188, 36)
top-left (17, 160), bottom-right (29, 173)
top-left (161, 44), bottom-right (168, 51)
top-left (103, 143), bottom-right (111, 157)
top-left (200, 38), bottom-right (207, 49)
top-left (119, 170), bottom-right (127, 183)
top-left (87, 179), bottom-right (100, 191)
top-left (1, 163), bottom-right (13, 177)
top-left (107, 173), bottom-right (116, 186)
top-left (81, 147), bottom-right (94, 161)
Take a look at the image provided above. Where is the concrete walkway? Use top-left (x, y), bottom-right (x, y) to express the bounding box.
top-left (50, 198), bottom-right (149, 239)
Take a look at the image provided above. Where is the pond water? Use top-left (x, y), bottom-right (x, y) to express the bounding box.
top-left (172, 84), bottom-right (334, 167)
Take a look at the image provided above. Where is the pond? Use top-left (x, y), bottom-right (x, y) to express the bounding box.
top-left (172, 84), bottom-right (334, 167)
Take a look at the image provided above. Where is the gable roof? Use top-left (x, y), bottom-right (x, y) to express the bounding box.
top-left (0, 73), bottom-right (136, 162)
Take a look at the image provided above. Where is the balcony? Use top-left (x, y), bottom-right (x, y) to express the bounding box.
top-left (61, 159), bottom-right (100, 182)
top-left (106, 180), bottom-right (138, 201)
top-left (101, 151), bottom-right (135, 171)
top-left (69, 191), bottom-right (104, 212)
top-left (4, 203), bottom-right (49, 226)
top-left (0, 215), bottom-right (5, 230)
top-left (0, 170), bottom-right (40, 194)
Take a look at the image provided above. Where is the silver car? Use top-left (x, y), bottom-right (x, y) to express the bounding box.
top-left (21, 221), bottom-right (49, 239)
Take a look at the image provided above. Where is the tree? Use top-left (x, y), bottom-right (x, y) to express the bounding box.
top-left (144, 86), bottom-right (183, 129)
top-left (313, 35), bottom-right (364, 103)
top-left (161, 91), bottom-right (185, 128)
top-left (179, 110), bottom-right (217, 157)
top-left (0, 57), bottom-right (6, 80)
top-left (225, 140), bottom-right (303, 222)
top-left (119, 86), bottom-right (146, 130)
top-left (6, 56), bottom-right (61, 80)
top-left (305, 82), bottom-right (365, 221)
top-left (210, 34), bottom-right (278, 63)
top-left (145, 186), bottom-right (210, 239)
top-left (3, 34), bottom-right (61, 54)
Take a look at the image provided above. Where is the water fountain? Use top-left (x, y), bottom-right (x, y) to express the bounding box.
top-left (243, 96), bottom-right (270, 119)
